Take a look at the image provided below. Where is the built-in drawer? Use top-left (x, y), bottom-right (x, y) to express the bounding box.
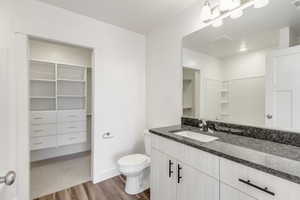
top-left (220, 158), bottom-right (248, 193)
top-left (57, 110), bottom-right (86, 122)
top-left (57, 121), bottom-right (86, 134)
top-left (31, 124), bottom-right (57, 137)
top-left (151, 134), bottom-right (185, 160)
top-left (58, 132), bottom-right (87, 146)
top-left (220, 158), bottom-right (300, 200)
top-left (30, 136), bottom-right (57, 150)
top-left (31, 111), bottom-right (57, 124)
top-left (183, 145), bottom-right (220, 179)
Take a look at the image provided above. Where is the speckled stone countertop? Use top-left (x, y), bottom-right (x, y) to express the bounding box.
top-left (150, 125), bottom-right (300, 185)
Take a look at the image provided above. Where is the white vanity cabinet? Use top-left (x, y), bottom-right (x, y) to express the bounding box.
top-left (151, 134), bottom-right (219, 200)
top-left (151, 134), bottom-right (300, 200)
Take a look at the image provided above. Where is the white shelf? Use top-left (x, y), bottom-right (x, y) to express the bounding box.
top-left (220, 89), bottom-right (229, 93)
top-left (220, 101), bottom-right (229, 104)
top-left (58, 95), bottom-right (86, 98)
top-left (57, 79), bottom-right (86, 83)
top-left (30, 96), bottom-right (56, 99)
top-left (220, 113), bottom-right (230, 116)
top-left (30, 79), bottom-right (56, 82)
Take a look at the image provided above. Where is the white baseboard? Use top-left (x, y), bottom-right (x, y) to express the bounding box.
top-left (93, 168), bottom-right (120, 184)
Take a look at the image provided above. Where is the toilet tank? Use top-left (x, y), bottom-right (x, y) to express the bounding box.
top-left (144, 130), bottom-right (151, 156)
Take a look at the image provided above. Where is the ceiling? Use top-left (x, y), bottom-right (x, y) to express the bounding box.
top-left (183, 0), bottom-right (300, 58)
top-left (38, 0), bottom-right (201, 34)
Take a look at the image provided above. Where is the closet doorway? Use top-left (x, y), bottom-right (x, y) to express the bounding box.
top-left (28, 38), bottom-right (94, 199)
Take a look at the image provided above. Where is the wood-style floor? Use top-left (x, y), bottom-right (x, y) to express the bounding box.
top-left (34, 176), bottom-right (150, 200)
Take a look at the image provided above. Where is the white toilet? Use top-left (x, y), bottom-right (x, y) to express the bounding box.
top-left (118, 131), bottom-right (151, 195)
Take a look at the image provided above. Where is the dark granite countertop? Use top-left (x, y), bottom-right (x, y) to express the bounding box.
top-left (150, 125), bottom-right (300, 185)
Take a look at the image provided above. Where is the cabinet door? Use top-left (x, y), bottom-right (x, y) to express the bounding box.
top-left (221, 183), bottom-right (257, 200)
top-left (151, 149), bottom-right (177, 200)
top-left (177, 162), bottom-right (219, 200)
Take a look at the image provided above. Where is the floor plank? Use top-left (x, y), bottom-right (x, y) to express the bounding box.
top-left (34, 176), bottom-right (150, 200)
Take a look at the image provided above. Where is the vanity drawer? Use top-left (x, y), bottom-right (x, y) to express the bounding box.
top-left (220, 158), bottom-right (248, 192)
top-left (31, 124), bottom-right (57, 137)
top-left (31, 136), bottom-right (57, 150)
top-left (220, 158), bottom-right (300, 200)
top-left (151, 134), bottom-right (185, 160)
top-left (183, 145), bottom-right (219, 179)
top-left (31, 111), bottom-right (57, 124)
top-left (58, 132), bottom-right (87, 146)
top-left (57, 110), bottom-right (86, 122)
top-left (57, 121), bottom-right (86, 134)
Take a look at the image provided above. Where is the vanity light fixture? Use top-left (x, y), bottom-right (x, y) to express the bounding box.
top-left (201, 1), bottom-right (212, 22)
top-left (239, 43), bottom-right (248, 52)
top-left (254, 0), bottom-right (269, 8)
top-left (212, 19), bottom-right (224, 27)
top-left (201, 0), bottom-right (270, 27)
top-left (230, 9), bottom-right (243, 19)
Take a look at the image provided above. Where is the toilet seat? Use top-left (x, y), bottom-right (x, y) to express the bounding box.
top-left (118, 154), bottom-right (150, 168)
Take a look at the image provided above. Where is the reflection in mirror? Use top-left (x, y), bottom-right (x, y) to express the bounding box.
top-left (182, 1), bottom-right (300, 131)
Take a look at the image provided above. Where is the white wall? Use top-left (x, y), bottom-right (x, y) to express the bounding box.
top-left (30, 39), bottom-right (92, 67)
top-left (13, 0), bottom-right (146, 196)
top-left (146, 2), bottom-right (206, 128)
top-left (221, 49), bottom-right (268, 80)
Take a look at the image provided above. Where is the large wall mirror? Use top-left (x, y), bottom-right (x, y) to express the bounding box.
top-left (182, 0), bottom-right (300, 132)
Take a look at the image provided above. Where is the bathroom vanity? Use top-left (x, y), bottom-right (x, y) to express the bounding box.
top-left (150, 125), bottom-right (300, 200)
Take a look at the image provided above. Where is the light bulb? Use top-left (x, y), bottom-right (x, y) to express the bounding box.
top-left (230, 9), bottom-right (243, 19)
top-left (211, 6), bottom-right (221, 19)
top-left (239, 43), bottom-right (248, 52)
top-left (220, 0), bottom-right (233, 11)
top-left (230, 0), bottom-right (241, 9)
top-left (212, 19), bottom-right (223, 27)
top-left (201, 1), bottom-right (212, 22)
top-left (254, 0), bottom-right (269, 8)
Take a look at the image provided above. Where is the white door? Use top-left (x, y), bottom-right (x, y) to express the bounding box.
top-left (266, 46), bottom-right (300, 131)
top-left (0, 50), bottom-right (17, 200)
top-left (220, 183), bottom-right (257, 200)
top-left (151, 149), bottom-right (177, 200)
top-left (177, 162), bottom-right (219, 200)
top-left (0, 1), bottom-right (17, 198)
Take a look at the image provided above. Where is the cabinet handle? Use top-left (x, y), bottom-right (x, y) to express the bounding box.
top-left (238, 179), bottom-right (275, 196)
top-left (34, 129), bottom-right (44, 132)
top-left (168, 160), bottom-right (174, 178)
top-left (177, 164), bottom-right (182, 184)
top-left (33, 142), bottom-right (43, 145)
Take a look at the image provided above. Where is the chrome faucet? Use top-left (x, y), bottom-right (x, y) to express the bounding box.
top-left (199, 120), bottom-right (208, 132)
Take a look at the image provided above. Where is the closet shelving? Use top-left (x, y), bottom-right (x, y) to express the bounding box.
top-left (30, 59), bottom-right (89, 151)
top-left (30, 60), bottom-right (87, 111)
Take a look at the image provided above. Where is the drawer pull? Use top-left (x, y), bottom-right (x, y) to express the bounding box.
top-left (168, 160), bottom-right (174, 178)
top-left (68, 115), bottom-right (78, 118)
top-left (34, 129), bottom-right (44, 132)
top-left (33, 142), bottom-right (43, 145)
top-left (177, 164), bottom-right (182, 184)
top-left (238, 179), bottom-right (275, 196)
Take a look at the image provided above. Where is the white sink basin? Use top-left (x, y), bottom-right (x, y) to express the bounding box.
top-left (173, 131), bottom-right (218, 143)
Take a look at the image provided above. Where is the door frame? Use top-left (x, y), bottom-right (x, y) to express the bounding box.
top-left (14, 32), bottom-right (96, 200)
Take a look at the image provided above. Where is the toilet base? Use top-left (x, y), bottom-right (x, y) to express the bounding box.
top-left (124, 167), bottom-right (150, 195)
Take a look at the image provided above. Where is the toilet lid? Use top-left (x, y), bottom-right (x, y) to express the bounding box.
top-left (118, 154), bottom-right (149, 166)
